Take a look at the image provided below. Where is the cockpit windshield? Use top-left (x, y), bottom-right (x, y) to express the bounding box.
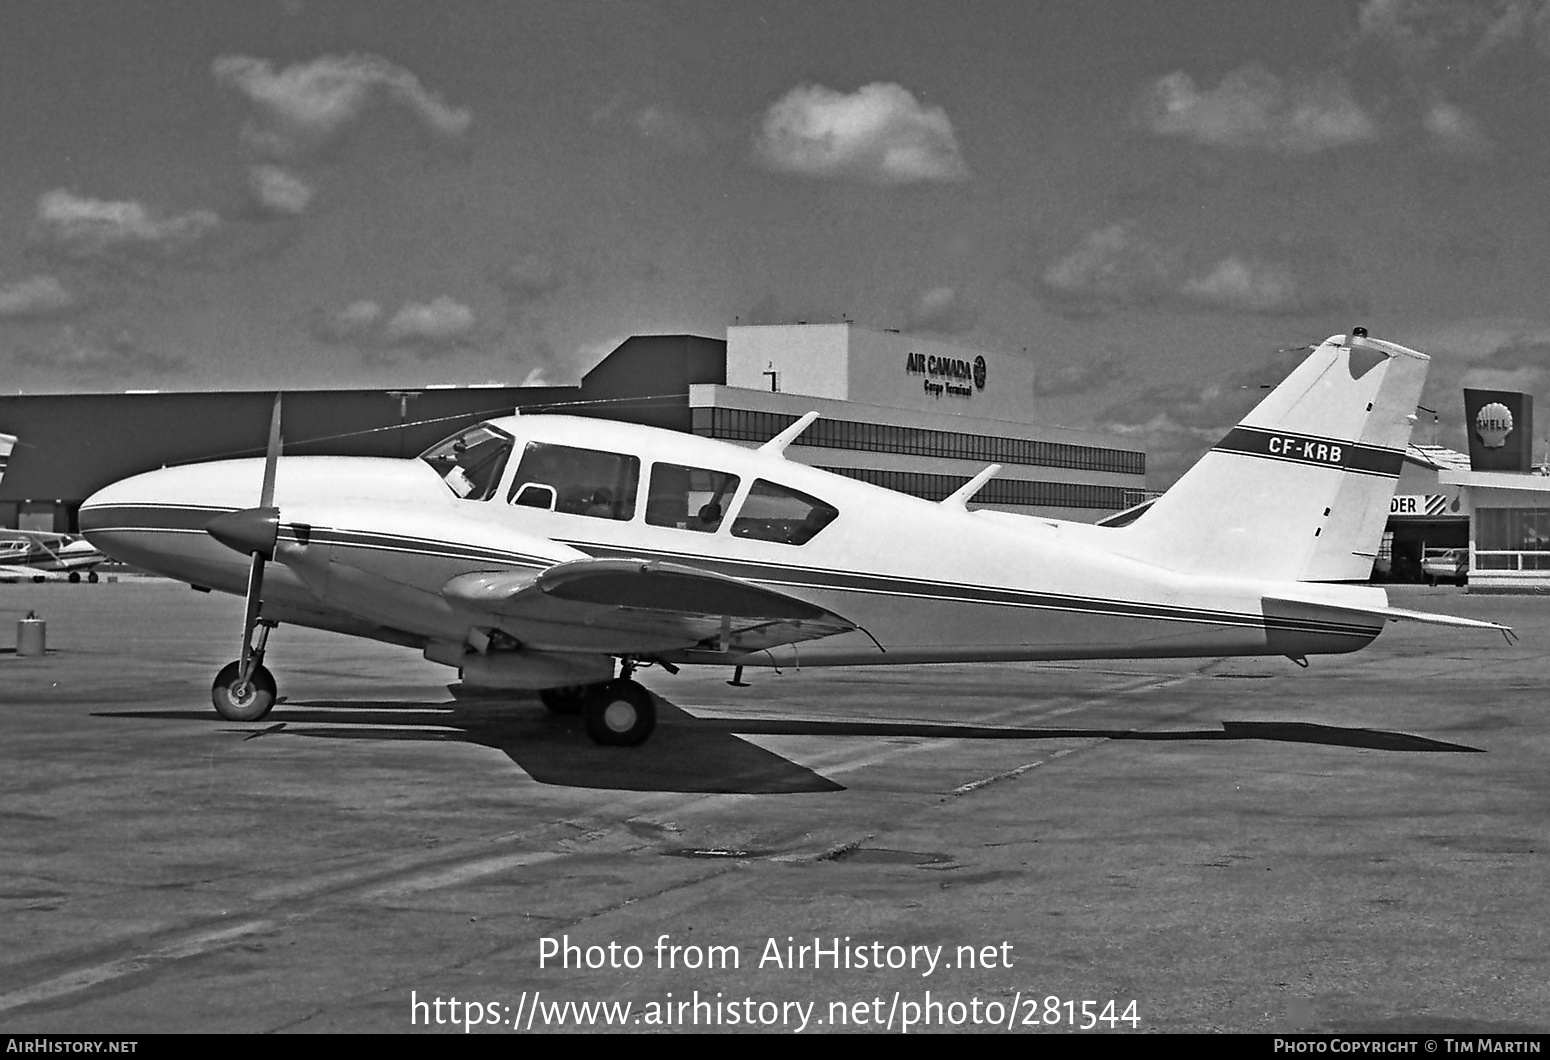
top-left (419, 424), bottom-right (514, 500)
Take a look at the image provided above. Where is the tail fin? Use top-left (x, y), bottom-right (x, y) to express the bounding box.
top-left (1117, 331), bottom-right (1426, 582)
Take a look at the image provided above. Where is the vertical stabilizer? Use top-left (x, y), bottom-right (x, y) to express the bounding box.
top-left (1117, 331), bottom-right (1426, 582)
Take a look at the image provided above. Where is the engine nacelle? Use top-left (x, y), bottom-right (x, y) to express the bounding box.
top-left (447, 648), bottom-right (615, 690)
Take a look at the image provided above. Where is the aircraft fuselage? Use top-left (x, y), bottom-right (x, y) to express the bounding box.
top-left (80, 414), bottom-right (1385, 671)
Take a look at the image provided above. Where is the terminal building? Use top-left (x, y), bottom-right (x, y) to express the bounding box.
top-left (1375, 387), bottom-right (1550, 590)
top-left (1435, 389), bottom-right (1550, 591)
top-left (0, 323), bottom-right (1150, 534)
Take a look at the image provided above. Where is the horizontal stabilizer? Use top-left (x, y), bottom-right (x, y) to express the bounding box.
top-left (1263, 596), bottom-right (1516, 642)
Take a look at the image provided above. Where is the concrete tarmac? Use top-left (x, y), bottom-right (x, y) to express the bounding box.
top-left (1, 579), bottom-right (1546, 1034)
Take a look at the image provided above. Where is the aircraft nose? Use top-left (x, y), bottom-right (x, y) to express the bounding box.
top-left (78, 462), bottom-right (251, 572)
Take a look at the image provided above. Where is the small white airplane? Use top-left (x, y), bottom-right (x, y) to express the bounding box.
top-left (0, 530), bottom-right (110, 583)
top-left (78, 329), bottom-right (1509, 745)
top-left (0, 431), bottom-right (110, 582)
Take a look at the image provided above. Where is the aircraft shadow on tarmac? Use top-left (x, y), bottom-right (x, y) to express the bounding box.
top-left (96, 689), bottom-right (1482, 795)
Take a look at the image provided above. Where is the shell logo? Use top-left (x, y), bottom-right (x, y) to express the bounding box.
top-left (1475, 402), bottom-right (1514, 449)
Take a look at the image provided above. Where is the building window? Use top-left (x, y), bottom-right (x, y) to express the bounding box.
top-left (695, 408), bottom-right (1144, 475)
top-left (814, 466), bottom-right (1144, 511)
top-left (1475, 507), bottom-right (1550, 570)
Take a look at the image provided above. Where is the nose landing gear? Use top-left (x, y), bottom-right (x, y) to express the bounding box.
top-left (211, 619), bottom-right (278, 722)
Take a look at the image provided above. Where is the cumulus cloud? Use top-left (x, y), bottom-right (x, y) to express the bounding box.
top-left (1041, 226), bottom-right (1364, 319)
top-left (1136, 64), bottom-right (1377, 153)
top-left (1423, 100), bottom-right (1489, 152)
top-left (212, 53), bottom-right (473, 158)
top-left (1040, 225), bottom-right (1180, 317)
top-left (384, 297), bottom-right (477, 347)
top-left (0, 275), bottom-right (76, 318)
top-left (247, 164), bottom-right (315, 216)
top-left (311, 296), bottom-right (476, 354)
top-left (753, 82), bottom-right (970, 184)
top-left (1180, 257), bottom-right (1301, 314)
top-left (1357, 0), bottom-right (1550, 67)
top-left (904, 286), bottom-right (976, 334)
top-left (31, 189), bottom-right (220, 261)
top-left (14, 326), bottom-right (186, 378)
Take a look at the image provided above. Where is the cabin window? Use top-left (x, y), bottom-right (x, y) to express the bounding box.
top-left (645, 463), bottom-right (740, 533)
top-left (507, 442), bottom-right (639, 521)
top-left (419, 424), bottom-right (514, 501)
top-left (731, 479), bottom-right (838, 545)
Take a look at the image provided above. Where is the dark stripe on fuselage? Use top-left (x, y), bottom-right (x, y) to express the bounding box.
top-left (79, 502), bottom-right (233, 534)
top-left (1212, 427), bottom-right (1403, 478)
top-left (81, 503), bottom-right (559, 569)
top-left (558, 542), bottom-right (1381, 640)
top-left (79, 502), bottom-right (1381, 641)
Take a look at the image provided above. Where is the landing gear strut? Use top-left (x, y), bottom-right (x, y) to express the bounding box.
top-left (212, 620), bottom-right (278, 722)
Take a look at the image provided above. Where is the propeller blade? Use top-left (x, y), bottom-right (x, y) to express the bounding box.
top-left (259, 393), bottom-right (282, 509)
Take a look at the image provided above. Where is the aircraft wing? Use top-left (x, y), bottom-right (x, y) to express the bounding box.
top-left (442, 557), bottom-right (858, 655)
top-left (0, 563), bottom-right (59, 582)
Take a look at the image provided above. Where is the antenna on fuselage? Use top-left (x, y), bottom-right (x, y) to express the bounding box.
top-left (758, 411), bottom-right (819, 457)
top-left (942, 464), bottom-right (1002, 509)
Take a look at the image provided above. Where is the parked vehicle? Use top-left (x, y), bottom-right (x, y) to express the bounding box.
top-left (1422, 547), bottom-right (1468, 586)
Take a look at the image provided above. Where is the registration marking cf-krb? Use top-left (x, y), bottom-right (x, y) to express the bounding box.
top-left (1213, 427), bottom-right (1403, 477)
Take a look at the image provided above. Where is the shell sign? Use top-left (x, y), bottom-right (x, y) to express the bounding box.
top-left (1463, 389), bottom-right (1534, 472)
top-left (1475, 402), bottom-right (1514, 448)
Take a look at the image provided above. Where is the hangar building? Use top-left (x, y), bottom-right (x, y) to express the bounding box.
top-left (0, 324), bottom-right (1149, 534)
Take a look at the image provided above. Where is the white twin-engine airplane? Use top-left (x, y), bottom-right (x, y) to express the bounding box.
top-left (79, 329), bottom-right (1508, 746)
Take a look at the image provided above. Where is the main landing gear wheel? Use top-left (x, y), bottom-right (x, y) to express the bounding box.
top-left (583, 679), bottom-right (656, 747)
top-left (212, 660), bottom-right (277, 722)
top-left (539, 683), bottom-right (595, 716)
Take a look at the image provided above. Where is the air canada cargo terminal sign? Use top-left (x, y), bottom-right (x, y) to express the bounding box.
top-left (1463, 388), bottom-right (1534, 472)
top-left (906, 351), bottom-right (987, 399)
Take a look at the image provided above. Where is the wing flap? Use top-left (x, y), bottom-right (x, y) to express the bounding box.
top-left (442, 558), bottom-right (857, 655)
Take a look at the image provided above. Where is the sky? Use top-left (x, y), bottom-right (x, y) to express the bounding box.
top-left (3, 0), bottom-right (1550, 486)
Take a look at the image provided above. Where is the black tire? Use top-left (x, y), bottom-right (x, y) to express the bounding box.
top-left (211, 660), bottom-right (277, 722)
top-left (583, 680), bottom-right (656, 747)
top-left (539, 684), bottom-right (594, 715)
top-left (87, 572), bottom-right (99, 583)
top-left (68, 571), bottom-right (81, 584)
